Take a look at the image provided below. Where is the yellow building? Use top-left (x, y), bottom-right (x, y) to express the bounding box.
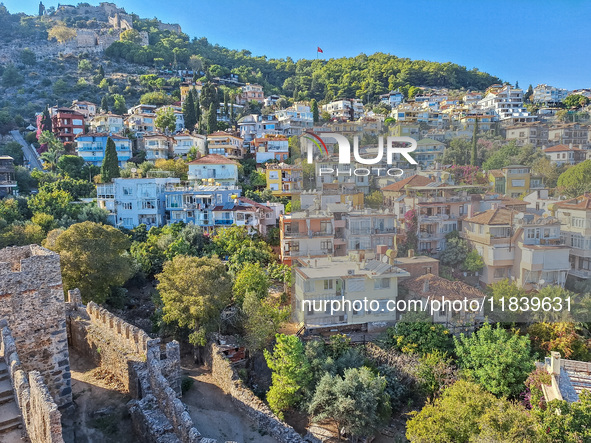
top-left (265, 163), bottom-right (303, 199)
top-left (488, 165), bottom-right (539, 198)
top-left (180, 82), bottom-right (203, 105)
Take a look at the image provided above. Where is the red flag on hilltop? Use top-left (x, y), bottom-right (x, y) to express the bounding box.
top-left (317, 47), bottom-right (323, 53)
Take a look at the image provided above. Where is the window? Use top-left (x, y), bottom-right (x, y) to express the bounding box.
top-left (324, 280), bottom-right (333, 290)
top-left (494, 268), bottom-right (506, 278)
top-left (571, 217), bottom-right (585, 228)
top-left (122, 202), bottom-right (132, 210)
top-left (123, 187), bottom-right (133, 195)
top-left (579, 258), bottom-right (591, 271)
top-left (122, 217), bottom-right (133, 227)
top-left (374, 278), bottom-right (390, 289)
top-left (321, 240), bottom-right (332, 251)
top-left (511, 179), bottom-right (525, 187)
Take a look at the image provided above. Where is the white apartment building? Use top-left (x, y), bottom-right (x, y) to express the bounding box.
top-left (275, 103), bottom-right (314, 136)
top-left (321, 99), bottom-right (365, 121)
top-left (172, 134), bottom-right (206, 157)
top-left (89, 114), bottom-right (124, 134)
top-left (533, 84), bottom-right (569, 105)
top-left (293, 256), bottom-right (410, 331)
top-left (477, 85), bottom-right (536, 123)
top-left (141, 135), bottom-right (172, 161)
top-left (187, 154), bottom-right (239, 186)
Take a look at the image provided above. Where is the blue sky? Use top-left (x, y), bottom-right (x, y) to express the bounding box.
top-left (5, 0), bottom-right (590, 89)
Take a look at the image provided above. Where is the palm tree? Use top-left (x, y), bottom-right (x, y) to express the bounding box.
top-left (40, 149), bottom-right (61, 172)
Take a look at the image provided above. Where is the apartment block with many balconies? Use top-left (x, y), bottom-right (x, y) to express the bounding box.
top-left (75, 133), bottom-right (132, 167)
top-left (96, 177), bottom-right (181, 229)
top-left (462, 208), bottom-right (570, 289)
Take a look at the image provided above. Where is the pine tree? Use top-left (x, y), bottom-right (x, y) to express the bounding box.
top-left (207, 103), bottom-right (217, 134)
top-left (183, 90), bottom-right (197, 131)
top-left (471, 118), bottom-right (479, 166)
top-left (101, 137), bottom-right (120, 183)
top-left (524, 84), bottom-right (534, 103)
top-left (101, 94), bottom-right (109, 113)
top-left (311, 99), bottom-right (319, 123)
top-left (98, 65), bottom-right (105, 78)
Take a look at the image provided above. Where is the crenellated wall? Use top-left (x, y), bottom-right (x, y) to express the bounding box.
top-left (66, 294), bottom-right (201, 442)
top-left (128, 340), bottom-right (201, 443)
top-left (207, 343), bottom-right (305, 443)
top-left (0, 322), bottom-right (64, 443)
top-left (0, 245), bottom-right (72, 407)
top-left (67, 299), bottom-right (151, 397)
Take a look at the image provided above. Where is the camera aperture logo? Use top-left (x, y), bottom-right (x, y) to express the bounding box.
top-left (302, 131), bottom-right (418, 178)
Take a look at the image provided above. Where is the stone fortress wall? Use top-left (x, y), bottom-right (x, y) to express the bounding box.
top-left (0, 322), bottom-right (64, 443)
top-left (0, 245), bottom-right (72, 408)
top-left (66, 289), bottom-right (202, 443)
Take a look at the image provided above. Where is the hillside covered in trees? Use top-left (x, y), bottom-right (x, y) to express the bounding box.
top-left (0, 3), bottom-right (501, 123)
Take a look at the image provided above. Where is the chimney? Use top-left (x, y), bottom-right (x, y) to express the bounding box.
top-left (422, 278), bottom-right (430, 293)
top-left (569, 143), bottom-right (573, 150)
top-left (314, 259), bottom-right (318, 267)
top-left (550, 351), bottom-right (561, 376)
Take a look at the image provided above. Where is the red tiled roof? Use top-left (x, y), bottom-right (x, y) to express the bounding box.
top-left (402, 273), bottom-right (486, 301)
top-left (208, 131), bottom-right (242, 139)
top-left (237, 197), bottom-right (273, 212)
top-left (544, 144), bottom-right (583, 152)
top-left (553, 194), bottom-right (591, 210)
top-left (188, 154), bottom-right (238, 165)
top-left (465, 207), bottom-right (519, 225)
top-left (382, 175), bottom-right (434, 192)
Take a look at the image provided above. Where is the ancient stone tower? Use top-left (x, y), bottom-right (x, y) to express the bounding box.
top-left (0, 245), bottom-right (72, 407)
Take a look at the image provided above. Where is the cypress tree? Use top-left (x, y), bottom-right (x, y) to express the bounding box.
top-left (41, 106), bottom-right (52, 133)
top-left (471, 118), bottom-right (479, 166)
top-left (207, 103), bottom-right (217, 134)
top-left (184, 89), bottom-right (197, 131)
top-left (223, 91), bottom-right (229, 117)
top-left (101, 94), bottom-right (109, 113)
top-left (101, 137), bottom-right (120, 182)
top-left (311, 99), bottom-right (319, 123)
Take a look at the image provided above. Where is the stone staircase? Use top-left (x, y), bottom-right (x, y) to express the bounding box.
top-left (0, 359), bottom-right (24, 441)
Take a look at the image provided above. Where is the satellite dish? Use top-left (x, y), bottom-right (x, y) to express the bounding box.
top-left (131, 168), bottom-right (137, 173)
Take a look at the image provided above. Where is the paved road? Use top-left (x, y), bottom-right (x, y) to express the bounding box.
top-left (9, 130), bottom-right (44, 170)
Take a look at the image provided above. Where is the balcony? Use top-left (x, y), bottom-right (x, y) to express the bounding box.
top-left (310, 230), bottom-right (333, 237)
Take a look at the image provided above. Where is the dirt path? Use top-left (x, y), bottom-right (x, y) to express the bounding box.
top-left (182, 365), bottom-right (279, 443)
top-left (61, 350), bottom-right (134, 443)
